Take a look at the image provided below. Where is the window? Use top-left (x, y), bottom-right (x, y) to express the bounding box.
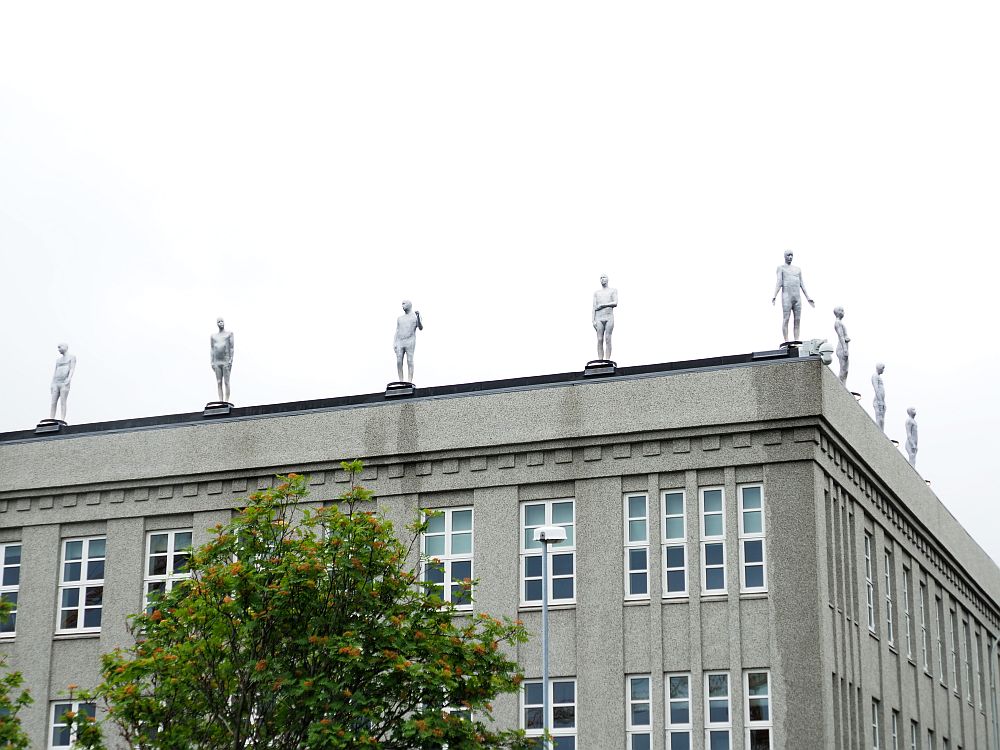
top-left (975, 631), bottom-right (985, 708)
top-left (919, 582), bottom-right (930, 672)
top-left (963, 619), bottom-right (973, 702)
top-left (705, 672), bottom-right (731, 750)
top-left (700, 489), bottom-right (726, 594)
top-left (624, 495), bottom-right (649, 599)
top-left (910, 721), bottom-right (919, 750)
top-left (739, 485), bottom-right (767, 593)
top-left (927, 729), bottom-right (935, 750)
top-left (521, 500), bottom-right (575, 605)
top-left (884, 551), bottom-right (895, 646)
top-left (57, 537), bottom-right (105, 634)
top-left (949, 608), bottom-right (959, 693)
top-left (522, 679), bottom-right (576, 749)
top-left (872, 699), bottom-right (882, 749)
top-left (665, 673), bottom-right (692, 750)
top-left (936, 596), bottom-right (946, 683)
top-left (892, 710), bottom-right (899, 750)
top-left (746, 671), bottom-right (772, 750)
top-left (626, 675), bottom-right (651, 749)
top-left (421, 507), bottom-right (473, 609)
top-left (0, 543), bottom-right (20, 635)
top-left (144, 530), bottom-right (192, 612)
top-left (864, 534), bottom-right (876, 632)
top-left (662, 490), bottom-right (687, 598)
top-left (902, 568), bottom-right (914, 659)
top-left (50, 700), bottom-right (96, 749)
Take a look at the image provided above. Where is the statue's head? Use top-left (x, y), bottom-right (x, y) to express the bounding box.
top-left (833, 306), bottom-right (844, 318)
top-left (784, 250), bottom-right (794, 264)
top-left (876, 362), bottom-right (885, 374)
top-left (57, 343), bottom-right (68, 355)
top-left (401, 300), bottom-right (412, 313)
top-left (217, 317), bottom-right (225, 330)
top-left (600, 274), bottom-right (609, 287)
top-left (907, 407), bottom-right (917, 418)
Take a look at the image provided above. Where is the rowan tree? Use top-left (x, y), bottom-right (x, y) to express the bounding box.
top-left (0, 599), bottom-right (32, 750)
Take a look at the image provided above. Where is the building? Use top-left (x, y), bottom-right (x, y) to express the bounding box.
top-left (1, 350), bottom-right (999, 749)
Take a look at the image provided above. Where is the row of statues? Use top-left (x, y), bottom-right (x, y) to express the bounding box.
top-left (35, 253), bottom-right (921, 469)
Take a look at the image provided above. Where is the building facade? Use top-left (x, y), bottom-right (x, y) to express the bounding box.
top-left (1, 352), bottom-right (998, 749)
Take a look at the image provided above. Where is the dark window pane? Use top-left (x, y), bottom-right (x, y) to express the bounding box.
top-left (670, 703), bottom-right (690, 724)
top-left (80, 703), bottom-right (96, 718)
top-left (87, 560), bottom-right (105, 581)
top-left (0, 612), bottom-right (14, 633)
top-left (552, 554), bottom-right (573, 577)
top-left (64, 562), bottom-right (81, 582)
top-left (53, 725), bottom-right (71, 746)
top-left (709, 699), bottom-right (729, 723)
top-left (60, 610), bottom-right (78, 629)
top-left (552, 577), bottom-right (574, 600)
top-left (706, 568), bottom-right (725, 590)
top-left (552, 681), bottom-right (575, 703)
top-left (749, 729), bottom-right (770, 750)
top-left (149, 556), bottom-right (168, 577)
top-left (742, 486), bottom-right (762, 509)
top-left (425, 564), bottom-right (444, 583)
top-left (451, 560), bottom-right (472, 581)
top-left (748, 672), bottom-right (769, 695)
top-left (743, 540), bottom-right (763, 563)
top-left (173, 554), bottom-right (190, 574)
top-left (629, 548), bottom-right (647, 570)
top-left (3, 546), bottom-right (19, 565)
top-left (630, 573), bottom-right (648, 595)
top-left (554, 739), bottom-right (575, 750)
top-left (670, 734), bottom-right (691, 750)
top-left (666, 546), bottom-right (685, 568)
top-left (88, 538), bottom-right (106, 558)
top-left (174, 532), bottom-right (192, 550)
top-left (552, 705), bottom-right (575, 728)
top-left (630, 677), bottom-right (650, 700)
top-left (525, 682), bottom-right (543, 705)
top-left (85, 586), bottom-right (103, 607)
top-left (452, 585), bottom-right (472, 607)
top-left (631, 703), bottom-right (650, 726)
top-left (705, 544), bottom-right (724, 566)
top-left (149, 534), bottom-right (168, 554)
top-left (61, 588), bottom-right (79, 607)
top-left (709, 730), bottom-right (730, 750)
top-left (525, 580), bottom-right (542, 601)
top-left (703, 489), bottom-right (722, 513)
top-left (745, 565), bottom-right (765, 589)
top-left (666, 571), bottom-right (686, 592)
top-left (525, 556), bottom-right (542, 577)
top-left (64, 541), bottom-right (83, 561)
top-left (665, 492), bottom-right (684, 515)
top-left (2, 567), bottom-right (18, 586)
top-left (749, 697), bottom-right (769, 722)
top-left (524, 706), bottom-right (542, 729)
top-left (84, 607), bottom-right (102, 628)
top-left (631, 735), bottom-right (651, 750)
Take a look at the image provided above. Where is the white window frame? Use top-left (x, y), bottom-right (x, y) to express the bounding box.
top-left (665, 672), bottom-right (692, 749)
top-left (738, 484), bottom-right (767, 594)
top-left (864, 533), bottom-right (876, 633)
top-left (902, 567), bottom-right (914, 659)
top-left (919, 581), bottom-right (930, 672)
top-left (884, 550), bottom-right (895, 646)
top-left (700, 488), bottom-right (726, 596)
top-left (520, 499), bottom-right (576, 606)
top-left (704, 671), bottom-right (731, 750)
top-left (0, 542), bottom-right (21, 637)
top-left (521, 678), bottom-right (577, 746)
top-left (910, 721), bottom-right (919, 750)
top-left (963, 618), bottom-right (973, 704)
top-left (49, 699), bottom-right (97, 749)
top-left (662, 490), bottom-right (688, 599)
top-left (745, 670), bottom-right (772, 750)
top-left (56, 536), bottom-right (106, 635)
top-left (872, 698), bottom-right (882, 750)
top-left (950, 607), bottom-right (959, 694)
top-left (144, 529), bottom-right (193, 612)
top-left (936, 595), bottom-right (947, 684)
top-left (626, 674), bottom-right (651, 749)
top-left (975, 630), bottom-right (985, 708)
top-left (624, 494), bottom-right (650, 601)
top-left (421, 507), bottom-right (474, 611)
top-left (892, 710), bottom-right (899, 750)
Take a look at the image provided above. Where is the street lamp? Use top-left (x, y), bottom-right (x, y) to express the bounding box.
top-left (533, 525), bottom-right (567, 750)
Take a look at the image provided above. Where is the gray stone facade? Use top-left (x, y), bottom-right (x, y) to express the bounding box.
top-left (1, 355), bottom-right (997, 749)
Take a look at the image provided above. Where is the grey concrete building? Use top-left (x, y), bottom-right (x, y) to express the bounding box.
top-left (1, 351), bottom-right (999, 749)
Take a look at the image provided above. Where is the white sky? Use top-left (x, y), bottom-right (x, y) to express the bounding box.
top-left (1, 3), bottom-right (998, 561)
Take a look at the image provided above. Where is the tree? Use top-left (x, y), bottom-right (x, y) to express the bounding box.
top-left (0, 600), bottom-right (32, 750)
top-left (73, 462), bottom-right (533, 749)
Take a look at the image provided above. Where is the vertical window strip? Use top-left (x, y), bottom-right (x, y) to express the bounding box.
top-left (624, 494), bottom-right (649, 600)
top-left (57, 536), bottom-right (106, 634)
top-left (421, 507), bottom-right (474, 610)
top-left (0, 543), bottom-right (21, 635)
top-left (975, 631), bottom-right (985, 708)
top-left (872, 698), bottom-right (881, 750)
top-left (919, 582), bottom-right (930, 672)
top-left (910, 721), bottom-right (919, 750)
top-left (700, 488), bottom-right (726, 595)
top-left (864, 534), bottom-right (876, 632)
top-left (884, 551), bottom-right (895, 646)
top-left (705, 671), bottom-right (731, 749)
top-left (746, 670), bottom-right (772, 750)
top-left (662, 490), bottom-right (687, 598)
top-left (937, 596), bottom-right (947, 684)
top-left (626, 675), bottom-right (651, 749)
top-left (950, 609), bottom-right (959, 693)
top-left (665, 673), bottom-right (692, 750)
top-left (520, 499), bottom-right (576, 605)
top-left (144, 529), bottom-right (192, 612)
top-left (739, 485), bottom-right (767, 593)
top-left (892, 710), bottom-right (899, 750)
top-left (902, 568), bottom-right (914, 659)
top-left (964, 620), bottom-right (973, 703)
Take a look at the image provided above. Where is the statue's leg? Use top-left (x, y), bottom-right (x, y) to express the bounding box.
top-left (792, 309), bottom-right (801, 341)
top-left (604, 318), bottom-right (615, 361)
top-left (406, 350), bottom-right (415, 383)
top-left (395, 349), bottom-right (404, 382)
top-left (59, 389), bottom-right (69, 421)
top-left (49, 386), bottom-right (59, 420)
top-left (781, 308), bottom-right (791, 343)
top-left (223, 371), bottom-right (231, 402)
top-left (595, 321), bottom-right (606, 360)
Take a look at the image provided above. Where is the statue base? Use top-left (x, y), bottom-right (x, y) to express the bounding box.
top-left (779, 340), bottom-right (802, 356)
top-left (850, 391), bottom-right (862, 401)
top-left (35, 418), bottom-right (67, 434)
top-left (203, 401), bottom-right (233, 417)
top-left (385, 382), bottom-right (415, 398)
top-left (583, 359), bottom-right (617, 377)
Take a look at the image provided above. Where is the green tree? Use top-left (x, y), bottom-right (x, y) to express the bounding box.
top-left (73, 462), bottom-right (533, 749)
top-left (0, 599), bottom-right (32, 750)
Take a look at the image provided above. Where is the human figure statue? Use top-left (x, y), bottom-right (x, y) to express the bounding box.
top-left (210, 318), bottom-right (234, 402)
top-left (905, 407), bottom-right (918, 467)
top-left (872, 363), bottom-right (886, 432)
top-left (592, 274), bottom-right (618, 361)
top-left (833, 307), bottom-right (850, 385)
top-left (393, 300), bottom-right (423, 383)
top-left (771, 250), bottom-right (815, 342)
top-left (49, 343), bottom-right (77, 421)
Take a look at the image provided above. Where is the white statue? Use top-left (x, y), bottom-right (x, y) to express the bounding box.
top-left (394, 300), bottom-right (423, 382)
top-left (210, 318), bottom-right (234, 402)
top-left (872, 363), bottom-right (886, 432)
top-left (49, 343), bottom-right (77, 421)
top-left (771, 250), bottom-right (815, 342)
top-left (592, 274), bottom-right (618, 361)
top-left (905, 407), bottom-right (918, 467)
top-left (833, 307), bottom-right (850, 385)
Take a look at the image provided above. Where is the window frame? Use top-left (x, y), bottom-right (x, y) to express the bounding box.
top-left (963, 617), bottom-right (973, 704)
top-left (919, 581), bottom-right (930, 673)
top-left (738, 484), bottom-right (767, 594)
top-left (0, 542), bottom-right (21, 637)
top-left (936, 595), bottom-right (947, 685)
top-left (745, 669), bottom-right (772, 750)
top-left (623, 494), bottom-right (650, 601)
top-left (864, 533), bottom-right (877, 633)
top-left (883, 550), bottom-right (895, 647)
top-left (626, 674), bottom-right (651, 749)
top-left (661, 489), bottom-right (688, 599)
top-left (56, 536), bottom-right (106, 635)
top-left (872, 698), bottom-right (882, 750)
top-left (521, 678), bottom-right (577, 746)
top-left (49, 699), bottom-right (97, 749)
top-left (892, 709), bottom-right (899, 750)
top-left (665, 672), bottom-right (692, 749)
top-left (704, 671), bottom-right (731, 749)
top-left (143, 529), bottom-right (193, 613)
top-left (902, 567), bottom-right (914, 660)
top-left (700, 488), bottom-right (727, 596)
top-left (520, 499), bottom-right (576, 607)
top-left (421, 506), bottom-right (475, 611)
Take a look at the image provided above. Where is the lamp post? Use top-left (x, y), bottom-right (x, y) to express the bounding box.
top-left (533, 525), bottom-right (567, 750)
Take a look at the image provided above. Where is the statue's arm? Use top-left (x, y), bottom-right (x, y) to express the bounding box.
top-left (592, 292), bottom-right (598, 320)
top-left (67, 356), bottom-right (77, 383)
top-left (799, 274), bottom-right (815, 303)
top-left (772, 267), bottom-right (782, 302)
top-left (228, 333), bottom-right (235, 362)
top-left (609, 289), bottom-right (618, 308)
top-left (416, 311), bottom-right (423, 330)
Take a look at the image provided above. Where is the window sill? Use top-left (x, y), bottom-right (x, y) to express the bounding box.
top-left (0, 634), bottom-right (15, 641)
top-left (662, 596), bottom-right (690, 604)
top-left (518, 603), bottom-right (575, 612)
top-left (868, 631), bottom-right (880, 641)
top-left (53, 631), bottom-right (101, 640)
top-left (740, 592), bottom-right (768, 600)
top-left (888, 645), bottom-right (899, 656)
top-left (700, 594), bottom-right (728, 602)
top-left (624, 599), bottom-right (650, 607)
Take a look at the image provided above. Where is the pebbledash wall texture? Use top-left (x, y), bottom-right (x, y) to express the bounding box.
top-left (1, 352), bottom-right (999, 750)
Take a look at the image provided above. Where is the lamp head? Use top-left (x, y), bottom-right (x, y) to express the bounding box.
top-left (533, 525), bottom-right (567, 544)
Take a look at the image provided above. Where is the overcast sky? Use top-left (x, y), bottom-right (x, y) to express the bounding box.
top-left (1, 3), bottom-right (998, 561)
